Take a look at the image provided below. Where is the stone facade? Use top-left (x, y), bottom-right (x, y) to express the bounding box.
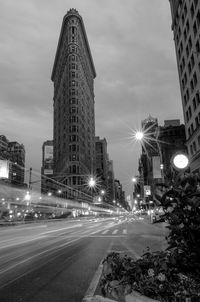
top-left (169, 0), bottom-right (200, 173)
top-left (51, 9), bottom-right (96, 200)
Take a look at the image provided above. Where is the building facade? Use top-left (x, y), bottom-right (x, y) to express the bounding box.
top-left (51, 9), bottom-right (96, 200)
top-left (157, 120), bottom-right (187, 185)
top-left (95, 136), bottom-right (108, 196)
top-left (41, 140), bottom-right (54, 194)
top-left (107, 159), bottom-right (115, 204)
top-left (0, 135), bottom-right (25, 186)
top-left (169, 0), bottom-right (200, 173)
top-left (139, 115), bottom-right (160, 200)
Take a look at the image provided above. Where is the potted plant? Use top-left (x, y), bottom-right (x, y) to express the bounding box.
top-left (100, 174), bottom-right (200, 302)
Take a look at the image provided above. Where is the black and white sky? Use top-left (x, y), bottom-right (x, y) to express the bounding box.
top-left (0, 0), bottom-right (183, 197)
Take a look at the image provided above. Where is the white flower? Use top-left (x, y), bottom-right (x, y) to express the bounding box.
top-left (157, 272), bottom-right (166, 282)
top-left (148, 268), bottom-right (155, 277)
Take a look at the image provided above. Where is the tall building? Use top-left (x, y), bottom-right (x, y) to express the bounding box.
top-left (51, 9), bottom-right (96, 200)
top-left (0, 135), bottom-right (25, 186)
top-left (168, 0), bottom-right (200, 173)
top-left (157, 120), bottom-right (187, 185)
top-left (95, 136), bottom-right (108, 194)
top-left (7, 142), bottom-right (25, 185)
top-left (41, 140), bottom-right (54, 194)
top-left (139, 115), bottom-right (160, 194)
top-left (107, 159), bottom-right (115, 203)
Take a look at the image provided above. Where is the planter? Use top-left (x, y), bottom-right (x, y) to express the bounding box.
top-left (125, 291), bottom-right (159, 302)
top-left (100, 252), bottom-right (200, 302)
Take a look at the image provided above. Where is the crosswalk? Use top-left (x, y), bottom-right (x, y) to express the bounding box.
top-left (90, 228), bottom-right (127, 236)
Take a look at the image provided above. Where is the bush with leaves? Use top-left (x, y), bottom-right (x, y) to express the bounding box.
top-left (160, 173), bottom-right (200, 277)
top-left (100, 173), bottom-right (200, 301)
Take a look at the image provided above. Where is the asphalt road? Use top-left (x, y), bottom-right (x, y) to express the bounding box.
top-left (0, 216), bottom-right (168, 302)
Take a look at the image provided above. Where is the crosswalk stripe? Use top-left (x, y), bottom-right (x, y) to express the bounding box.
top-left (112, 229), bottom-right (118, 234)
top-left (123, 229), bottom-right (127, 234)
top-left (102, 230), bottom-right (109, 234)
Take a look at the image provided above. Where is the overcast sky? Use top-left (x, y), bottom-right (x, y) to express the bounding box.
top-left (0, 0), bottom-right (183, 197)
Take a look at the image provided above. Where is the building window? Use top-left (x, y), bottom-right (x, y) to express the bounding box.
top-left (195, 116), bottom-right (199, 128)
top-left (190, 79), bottom-right (194, 92)
top-left (193, 21), bottom-right (197, 37)
top-left (183, 28), bottom-right (187, 40)
top-left (188, 36), bottom-right (192, 52)
top-left (193, 141), bottom-right (197, 152)
top-left (189, 106), bottom-right (192, 118)
top-left (190, 4), bottom-right (195, 19)
top-left (186, 110), bottom-right (189, 122)
top-left (190, 144), bottom-right (193, 155)
top-left (196, 40), bottom-right (200, 54)
top-left (193, 72), bottom-right (197, 87)
top-left (186, 45), bottom-right (189, 57)
top-left (188, 61), bottom-right (192, 74)
top-left (196, 92), bottom-right (200, 105)
top-left (191, 122), bottom-right (194, 133)
top-left (197, 10), bottom-right (200, 27)
top-left (198, 135), bottom-right (200, 147)
top-left (193, 97), bottom-right (197, 110)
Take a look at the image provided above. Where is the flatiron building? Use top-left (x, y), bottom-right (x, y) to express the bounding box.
top-left (51, 9), bottom-right (96, 199)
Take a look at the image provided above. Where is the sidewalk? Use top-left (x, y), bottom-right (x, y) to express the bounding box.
top-left (82, 217), bottom-right (168, 302)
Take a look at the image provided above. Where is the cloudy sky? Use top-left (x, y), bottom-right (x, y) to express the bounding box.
top-left (0, 0), bottom-right (183, 197)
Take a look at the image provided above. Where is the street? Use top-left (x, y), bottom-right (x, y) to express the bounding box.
top-left (0, 216), bottom-right (168, 302)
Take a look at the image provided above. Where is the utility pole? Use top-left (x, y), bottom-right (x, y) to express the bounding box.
top-left (28, 167), bottom-right (32, 189)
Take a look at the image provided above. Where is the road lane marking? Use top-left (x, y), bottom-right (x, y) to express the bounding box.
top-left (40, 224), bottom-right (82, 235)
top-left (112, 229), bottom-right (118, 235)
top-left (123, 229), bottom-right (127, 235)
top-left (0, 225), bottom-right (112, 279)
top-left (0, 223), bottom-right (118, 289)
top-left (101, 230), bottom-right (109, 234)
top-left (0, 225), bottom-right (48, 233)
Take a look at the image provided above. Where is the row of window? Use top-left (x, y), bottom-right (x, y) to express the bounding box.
top-left (69, 63), bottom-right (78, 70)
top-left (189, 133), bottom-right (200, 157)
top-left (181, 68), bottom-right (197, 91)
top-left (69, 54), bottom-right (78, 62)
top-left (188, 111), bottom-right (200, 137)
top-left (186, 94), bottom-right (200, 122)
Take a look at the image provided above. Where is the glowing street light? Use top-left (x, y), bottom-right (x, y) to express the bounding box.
top-left (25, 192), bottom-right (31, 201)
top-left (135, 131), bottom-right (144, 141)
top-left (132, 177), bottom-right (137, 183)
top-left (100, 189), bottom-right (105, 195)
top-left (98, 196), bottom-right (102, 203)
top-left (88, 177), bottom-right (96, 188)
top-left (172, 153), bottom-right (189, 170)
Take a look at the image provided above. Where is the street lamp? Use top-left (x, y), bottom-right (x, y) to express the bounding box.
top-left (88, 176), bottom-right (96, 202)
top-left (88, 177), bottom-right (96, 188)
top-left (172, 153), bottom-right (189, 170)
top-left (135, 131), bottom-right (144, 141)
top-left (100, 189), bottom-right (105, 195)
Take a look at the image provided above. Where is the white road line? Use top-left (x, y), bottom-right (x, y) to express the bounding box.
top-left (101, 230), bottom-right (109, 234)
top-left (123, 229), bottom-right (127, 235)
top-left (40, 223), bottom-right (82, 235)
top-left (112, 229), bottom-right (118, 235)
